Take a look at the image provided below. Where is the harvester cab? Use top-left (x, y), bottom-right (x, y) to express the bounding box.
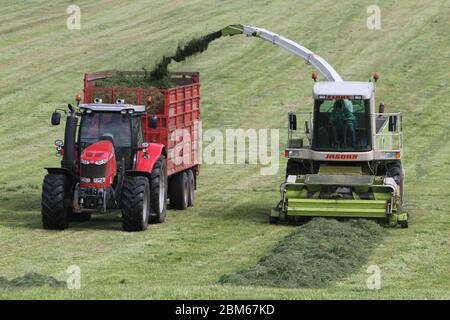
top-left (221, 25), bottom-right (407, 227)
top-left (279, 77), bottom-right (407, 227)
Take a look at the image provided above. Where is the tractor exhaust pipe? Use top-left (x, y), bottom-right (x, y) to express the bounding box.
top-left (63, 115), bottom-right (78, 171)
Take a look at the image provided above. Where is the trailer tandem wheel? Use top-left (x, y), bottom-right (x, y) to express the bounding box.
top-left (169, 171), bottom-right (189, 210)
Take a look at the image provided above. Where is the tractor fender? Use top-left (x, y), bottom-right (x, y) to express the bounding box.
top-left (132, 143), bottom-right (166, 176)
top-left (45, 167), bottom-right (73, 177)
top-left (44, 167), bottom-right (75, 191)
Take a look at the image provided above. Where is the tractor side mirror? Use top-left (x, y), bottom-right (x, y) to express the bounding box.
top-left (288, 113), bottom-right (297, 131)
top-left (305, 121), bottom-right (310, 134)
top-left (148, 115), bottom-right (158, 129)
top-left (51, 112), bottom-right (61, 126)
top-left (379, 103), bottom-right (385, 114)
top-left (388, 116), bottom-right (397, 132)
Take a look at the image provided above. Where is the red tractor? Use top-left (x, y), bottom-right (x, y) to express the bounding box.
top-left (42, 71), bottom-right (200, 231)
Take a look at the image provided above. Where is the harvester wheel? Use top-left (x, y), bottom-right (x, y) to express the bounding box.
top-left (387, 162), bottom-right (404, 210)
top-left (187, 170), bottom-right (195, 207)
top-left (269, 216), bottom-right (279, 224)
top-left (169, 171), bottom-right (188, 210)
top-left (69, 212), bottom-right (91, 222)
top-left (399, 219), bottom-right (409, 229)
top-left (285, 159), bottom-right (310, 179)
top-left (149, 155), bottom-right (167, 224)
top-left (120, 176), bottom-right (150, 232)
top-left (41, 174), bottom-right (70, 230)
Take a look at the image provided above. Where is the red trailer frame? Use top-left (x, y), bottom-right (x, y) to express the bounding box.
top-left (83, 70), bottom-right (200, 177)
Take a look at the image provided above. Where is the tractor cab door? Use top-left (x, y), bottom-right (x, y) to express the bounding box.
top-left (312, 99), bottom-right (372, 152)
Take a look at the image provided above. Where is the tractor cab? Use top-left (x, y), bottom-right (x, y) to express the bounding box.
top-left (77, 100), bottom-right (147, 170)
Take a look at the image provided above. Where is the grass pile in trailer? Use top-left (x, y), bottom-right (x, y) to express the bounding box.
top-left (219, 218), bottom-right (385, 288)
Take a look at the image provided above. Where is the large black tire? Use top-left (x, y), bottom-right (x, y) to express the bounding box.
top-left (41, 174), bottom-right (70, 230)
top-left (285, 159), bottom-right (310, 179)
top-left (149, 156), bottom-right (167, 224)
top-left (169, 171), bottom-right (188, 210)
top-left (69, 212), bottom-right (91, 222)
top-left (387, 162), bottom-right (404, 211)
top-left (120, 176), bottom-right (150, 232)
top-left (187, 169), bottom-right (195, 207)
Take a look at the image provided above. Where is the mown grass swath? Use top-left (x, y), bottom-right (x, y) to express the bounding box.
top-left (219, 218), bottom-right (385, 288)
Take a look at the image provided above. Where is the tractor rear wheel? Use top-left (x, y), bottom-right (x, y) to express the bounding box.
top-left (169, 171), bottom-right (188, 210)
top-left (41, 174), bottom-right (70, 230)
top-left (149, 155), bottom-right (167, 224)
top-left (120, 176), bottom-right (150, 232)
top-left (187, 169), bottom-right (195, 207)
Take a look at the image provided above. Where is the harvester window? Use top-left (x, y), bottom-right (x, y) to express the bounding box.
top-left (313, 99), bottom-right (371, 152)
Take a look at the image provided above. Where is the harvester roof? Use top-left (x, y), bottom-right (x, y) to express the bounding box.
top-left (313, 81), bottom-right (373, 99)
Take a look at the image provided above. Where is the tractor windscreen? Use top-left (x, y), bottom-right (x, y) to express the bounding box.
top-left (79, 112), bottom-right (132, 149)
top-left (312, 99), bottom-right (371, 152)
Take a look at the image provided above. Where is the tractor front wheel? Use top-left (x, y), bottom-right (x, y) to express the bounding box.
top-left (121, 176), bottom-right (150, 232)
top-left (41, 174), bottom-right (70, 230)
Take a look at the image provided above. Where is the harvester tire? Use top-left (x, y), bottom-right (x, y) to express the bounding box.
top-left (399, 220), bottom-right (409, 229)
top-left (387, 162), bottom-right (404, 210)
top-left (121, 176), bottom-right (150, 232)
top-left (285, 159), bottom-right (310, 179)
top-left (169, 171), bottom-right (188, 210)
top-left (149, 155), bottom-right (167, 224)
top-left (69, 212), bottom-right (91, 222)
top-left (187, 170), bottom-right (195, 207)
top-left (269, 216), bottom-right (279, 224)
top-left (41, 174), bottom-right (70, 230)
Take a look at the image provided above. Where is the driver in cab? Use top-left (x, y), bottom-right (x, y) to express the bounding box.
top-left (330, 99), bottom-right (356, 148)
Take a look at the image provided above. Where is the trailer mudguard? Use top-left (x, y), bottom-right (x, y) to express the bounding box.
top-left (130, 143), bottom-right (165, 176)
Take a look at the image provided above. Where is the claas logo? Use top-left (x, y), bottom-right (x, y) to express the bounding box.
top-left (325, 154), bottom-right (358, 160)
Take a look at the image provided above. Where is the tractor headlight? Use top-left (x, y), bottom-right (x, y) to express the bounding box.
top-left (80, 177), bottom-right (91, 183)
top-left (80, 159), bottom-right (90, 165)
top-left (54, 139), bottom-right (63, 147)
top-left (94, 159), bottom-right (107, 165)
top-left (93, 177), bottom-right (106, 184)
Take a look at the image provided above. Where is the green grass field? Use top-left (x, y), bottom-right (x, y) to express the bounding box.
top-left (0, 0), bottom-right (449, 299)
